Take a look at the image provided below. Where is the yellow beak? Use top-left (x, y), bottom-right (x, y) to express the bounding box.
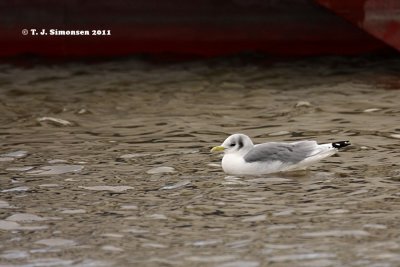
top-left (210, 146), bottom-right (225, 153)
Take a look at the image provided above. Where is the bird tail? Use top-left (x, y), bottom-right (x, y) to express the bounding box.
top-left (332, 141), bottom-right (350, 149)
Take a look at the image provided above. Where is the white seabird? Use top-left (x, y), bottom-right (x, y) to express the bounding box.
top-left (211, 133), bottom-right (350, 175)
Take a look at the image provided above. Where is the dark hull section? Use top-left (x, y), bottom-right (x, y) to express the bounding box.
top-left (0, 0), bottom-right (397, 59)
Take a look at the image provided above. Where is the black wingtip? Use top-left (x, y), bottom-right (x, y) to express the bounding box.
top-left (332, 141), bottom-right (351, 149)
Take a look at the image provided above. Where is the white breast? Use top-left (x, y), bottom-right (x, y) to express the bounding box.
top-left (222, 154), bottom-right (286, 175)
top-left (221, 154), bottom-right (246, 175)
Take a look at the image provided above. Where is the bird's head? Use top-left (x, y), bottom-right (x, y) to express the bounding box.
top-left (211, 133), bottom-right (254, 155)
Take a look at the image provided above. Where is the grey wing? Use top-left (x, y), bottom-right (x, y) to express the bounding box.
top-left (244, 141), bottom-right (318, 163)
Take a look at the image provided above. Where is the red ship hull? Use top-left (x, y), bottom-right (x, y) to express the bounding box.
top-left (0, 0), bottom-right (398, 59)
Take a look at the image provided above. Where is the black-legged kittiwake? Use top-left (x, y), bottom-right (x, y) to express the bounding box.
top-left (211, 133), bottom-right (350, 175)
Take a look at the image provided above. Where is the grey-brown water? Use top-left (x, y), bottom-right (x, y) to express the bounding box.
top-left (1, 56), bottom-right (400, 267)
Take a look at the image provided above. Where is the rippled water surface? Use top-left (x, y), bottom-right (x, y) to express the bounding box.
top-left (1, 56), bottom-right (400, 267)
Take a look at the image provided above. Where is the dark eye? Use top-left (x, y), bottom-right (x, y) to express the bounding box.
top-left (230, 143), bottom-right (236, 147)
